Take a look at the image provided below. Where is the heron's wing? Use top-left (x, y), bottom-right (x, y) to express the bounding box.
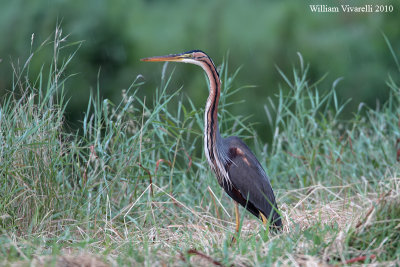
top-left (223, 136), bottom-right (282, 227)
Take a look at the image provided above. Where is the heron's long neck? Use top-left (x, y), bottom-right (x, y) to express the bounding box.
top-left (204, 65), bottom-right (221, 161)
top-left (198, 59), bottom-right (221, 169)
top-left (194, 57), bottom-right (230, 185)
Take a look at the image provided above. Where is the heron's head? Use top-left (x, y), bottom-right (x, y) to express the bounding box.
top-left (141, 50), bottom-right (219, 80)
top-left (141, 50), bottom-right (210, 66)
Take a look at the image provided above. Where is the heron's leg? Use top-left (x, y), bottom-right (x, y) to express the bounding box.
top-left (231, 202), bottom-right (240, 245)
top-left (259, 211), bottom-right (268, 226)
top-left (235, 201), bottom-right (240, 233)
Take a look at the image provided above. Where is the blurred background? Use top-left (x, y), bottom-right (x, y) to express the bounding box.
top-left (0, 0), bottom-right (399, 142)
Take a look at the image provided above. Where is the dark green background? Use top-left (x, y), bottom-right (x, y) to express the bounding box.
top-left (0, 0), bottom-right (398, 141)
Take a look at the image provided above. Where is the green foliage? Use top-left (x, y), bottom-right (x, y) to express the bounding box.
top-left (0, 0), bottom-right (399, 142)
top-left (0, 28), bottom-right (399, 265)
top-left (265, 53), bottom-right (399, 191)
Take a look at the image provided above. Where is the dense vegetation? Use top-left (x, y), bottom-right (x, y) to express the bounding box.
top-left (1, 0), bottom-right (399, 142)
top-left (0, 28), bottom-right (399, 266)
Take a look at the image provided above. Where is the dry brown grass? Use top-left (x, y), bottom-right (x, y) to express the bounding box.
top-left (277, 177), bottom-right (400, 266)
top-left (10, 253), bottom-right (109, 267)
top-left (6, 177), bottom-right (399, 266)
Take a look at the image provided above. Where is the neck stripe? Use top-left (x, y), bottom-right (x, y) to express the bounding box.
top-left (200, 58), bottom-right (220, 163)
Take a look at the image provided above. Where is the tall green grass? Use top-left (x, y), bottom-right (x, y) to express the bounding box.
top-left (0, 28), bottom-right (399, 266)
top-left (265, 53), bottom-right (399, 191)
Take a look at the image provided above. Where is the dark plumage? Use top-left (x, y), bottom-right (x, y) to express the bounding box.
top-left (222, 136), bottom-right (282, 228)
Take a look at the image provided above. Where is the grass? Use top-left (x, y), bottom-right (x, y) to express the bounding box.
top-left (1, 27), bottom-right (400, 266)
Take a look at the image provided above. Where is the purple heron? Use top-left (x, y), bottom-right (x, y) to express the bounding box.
top-left (141, 50), bottom-right (282, 234)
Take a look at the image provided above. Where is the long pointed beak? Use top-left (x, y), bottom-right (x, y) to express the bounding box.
top-left (141, 54), bottom-right (186, 62)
